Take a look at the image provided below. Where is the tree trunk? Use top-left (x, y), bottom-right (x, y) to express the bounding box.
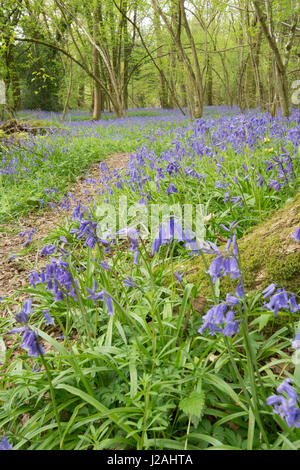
top-left (61, 59), bottom-right (72, 121)
top-left (5, 43), bottom-right (21, 111)
top-left (206, 54), bottom-right (213, 106)
top-left (252, 0), bottom-right (295, 117)
top-left (92, 3), bottom-right (101, 120)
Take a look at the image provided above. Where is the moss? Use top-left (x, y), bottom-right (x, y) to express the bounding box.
top-left (183, 192), bottom-right (300, 297)
top-left (12, 132), bottom-right (29, 142)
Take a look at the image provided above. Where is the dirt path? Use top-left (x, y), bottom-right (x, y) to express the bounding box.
top-left (0, 152), bottom-right (130, 307)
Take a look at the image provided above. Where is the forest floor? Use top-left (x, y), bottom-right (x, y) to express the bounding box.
top-left (0, 152), bottom-right (130, 308)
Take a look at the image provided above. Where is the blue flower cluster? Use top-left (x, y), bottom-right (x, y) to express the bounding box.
top-left (30, 259), bottom-right (78, 301)
top-left (262, 284), bottom-right (300, 317)
top-left (198, 293), bottom-right (241, 337)
top-left (9, 299), bottom-right (44, 358)
top-left (0, 437), bottom-right (13, 450)
top-left (86, 280), bottom-right (114, 315)
top-left (152, 216), bottom-right (200, 256)
top-left (267, 379), bottom-right (300, 428)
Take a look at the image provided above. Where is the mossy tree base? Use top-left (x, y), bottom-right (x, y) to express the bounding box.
top-left (183, 192), bottom-right (300, 297)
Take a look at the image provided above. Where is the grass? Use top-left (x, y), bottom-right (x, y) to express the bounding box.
top-left (0, 113), bottom-right (189, 222)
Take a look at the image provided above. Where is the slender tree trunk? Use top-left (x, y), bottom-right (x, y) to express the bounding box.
top-left (5, 43), bottom-right (21, 111)
top-left (78, 84), bottom-right (85, 108)
top-left (92, 3), bottom-right (101, 120)
top-left (252, 0), bottom-right (296, 117)
top-left (206, 54), bottom-right (213, 106)
top-left (61, 59), bottom-right (72, 121)
top-left (152, 0), bottom-right (203, 118)
top-left (154, 10), bottom-right (169, 108)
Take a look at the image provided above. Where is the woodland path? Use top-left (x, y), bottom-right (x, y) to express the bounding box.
top-left (0, 152), bottom-right (130, 310)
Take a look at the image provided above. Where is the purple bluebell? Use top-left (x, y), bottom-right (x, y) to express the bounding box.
top-left (292, 228), bottom-right (300, 242)
top-left (15, 299), bottom-right (32, 324)
top-left (198, 302), bottom-right (240, 338)
top-left (152, 217), bottom-right (183, 255)
top-left (208, 255), bottom-right (223, 284)
top-left (44, 310), bottom-right (54, 326)
top-left (100, 260), bottom-right (111, 271)
top-left (0, 437), bottom-right (13, 450)
top-left (86, 280), bottom-right (104, 305)
top-left (235, 280), bottom-right (245, 299)
top-left (267, 378), bottom-right (300, 428)
top-left (30, 259), bottom-right (77, 302)
top-left (225, 294), bottom-right (240, 306)
top-left (40, 245), bottom-right (57, 257)
top-left (9, 327), bottom-right (44, 357)
top-left (105, 294), bottom-right (114, 316)
top-left (123, 277), bottom-right (138, 288)
top-left (264, 286), bottom-right (299, 317)
top-left (262, 283), bottom-right (277, 299)
top-left (220, 224), bottom-right (231, 233)
top-left (174, 270), bottom-right (185, 283)
top-left (291, 332), bottom-right (300, 350)
top-left (200, 241), bottom-right (221, 255)
top-left (166, 184), bottom-right (178, 196)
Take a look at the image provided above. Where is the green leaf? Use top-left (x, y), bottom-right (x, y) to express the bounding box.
top-left (56, 384), bottom-right (138, 442)
top-left (205, 373), bottom-right (248, 412)
top-left (258, 313), bottom-right (273, 332)
top-left (179, 390), bottom-right (205, 426)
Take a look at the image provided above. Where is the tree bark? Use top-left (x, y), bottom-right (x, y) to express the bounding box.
top-left (252, 0), bottom-right (297, 117)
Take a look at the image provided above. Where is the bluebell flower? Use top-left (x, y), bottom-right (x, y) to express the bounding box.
top-left (30, 259), bottom-right (77, 302)
top-left (32, 363), bottom-right (41, 373)
top-left (166, 184), bottom-right (178, 196)
top-left (220, 224), bottom-right (231, 233)
top-left (104, 294), bottom-right (114, 316)
top-left (152, 217), bottom-right (184, 255)
top-left (198, 301), bottom-right (240, 338)
top-left (123, 277), bottom-right (138, 288)
top-left (86, 280), bottom-right (104, 305)
top-left (40, 244), bottom-right (57, 257)
top-left (200, 241), bottom-right (221, 255)
top-left (225, 293), bottom-right (240, 305)
top-left (174, 269), bottom-right (185, 283)
top-left (267, 379), bottom-right (300, 428)
top-left (44, 310), bottom-right (54, 326)
top-left (15, 299), bottom-right (32, 324)
top-left (9, 327), bottom-right (44, 358)
top-left (235, 280), bottom-right (245, 299)
top-left (100, 260), bottom-right (111, 271)
top-left (0, 437), bottom-right (13, 450)
top-left (208, 255), bottom-right (223, 283)
top-left (292, 228), bottom-right (300, 242)
top-left (291, 332), bottom-right (300, 350)
top-left (262, 283), bottom-right (277, 299)
top-left (23, 229), bottom-right (36, 248)
top-left (263, 285), bottom-right (300, 317)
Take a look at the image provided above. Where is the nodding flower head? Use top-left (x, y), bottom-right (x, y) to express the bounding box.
top-left (0, 437), bottom-right (13, 450)
top-left (15, 299), bottom-right (32, 324)
top-left (292, 228), bottom-right (300, 242)
top-left (9, 327), bottom-right (44, 358)
top-left (267, 379), bottom-right (300, 428)
top-left (152, 217), bottom-right (200, 256)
